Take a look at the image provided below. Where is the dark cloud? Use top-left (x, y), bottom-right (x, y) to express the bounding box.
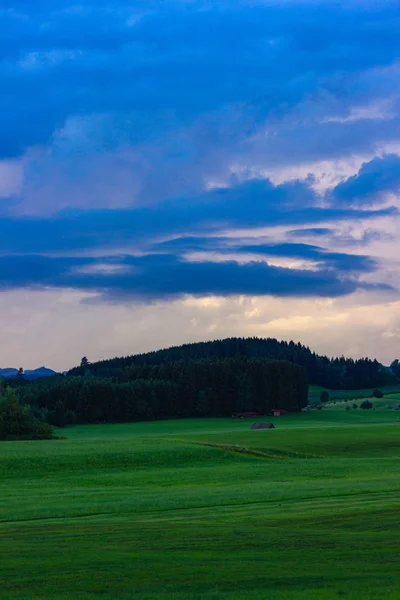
top-left (237, 243), bottom-right (377, 273)
top-left (154, 237), bottom-right (378, 274)
top-left (0, 1), bottom-right (399, 305)
top-left (0, 252), bottom-right (389, 301)
top-left (287, 226), bottom-right (394, 247)
top-left (0, 177), bottom-right (396, 254)
top-left (0, 205), bottom-right (386, 300)
top-left (1, 1), bottom-right (400, 160)
top-left (331, 154), bottom-right (400, 206)
top-left (287, 228), bottom-right (335, 238)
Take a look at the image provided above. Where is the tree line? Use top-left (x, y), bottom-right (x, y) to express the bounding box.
top-left (0, 382), bottom-right (53, 441)
top-left (6, 358), bottom-right (307, 429)
top-left (69, 337), bottom-right (398, 390)
top-left (3, 336), bottom-right (397, 440)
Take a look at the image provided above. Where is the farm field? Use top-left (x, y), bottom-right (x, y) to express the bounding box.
top-left (1, 409), bottom-right (400, 599)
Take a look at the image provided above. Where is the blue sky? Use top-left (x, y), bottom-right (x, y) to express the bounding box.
top-left (1, 0), bottom-right (400, 369)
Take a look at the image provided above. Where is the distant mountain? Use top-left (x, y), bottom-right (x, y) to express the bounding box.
top-left (0, 368), bottom-right (20, 378)
top-left (0, 367), bottom-right (57, 380)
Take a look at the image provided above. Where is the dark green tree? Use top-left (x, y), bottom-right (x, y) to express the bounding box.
top-left (360, 400), bottom-right (374, 410)
top-left (195, 390), bottom-right (210, 416)
top-left (390, 359), bottom-right (400, 377)
top-left (0, 388), bottom-right (53, 441)
top-left (68, 337), bottom-right (397, 390)
top-left (50, 400), bottom-right (66, 427)
top-left (320, 391), bottom-right (330, 403)
top-left (15, 357), bottom-right (308, 426)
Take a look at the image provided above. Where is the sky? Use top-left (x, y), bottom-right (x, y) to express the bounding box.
top-left (1, 0), bottom-right (400, 370)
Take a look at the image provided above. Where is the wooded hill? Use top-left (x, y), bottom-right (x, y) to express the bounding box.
top-left (3, 337), bottom-right (397, 431)
top-left (69, 337), bottom-right (397, 390)
top-left (15, 358), bottom-right (307, 426)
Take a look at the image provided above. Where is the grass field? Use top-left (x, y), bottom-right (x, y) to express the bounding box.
top-left (308, 384), bottom-right (400, 403)
top-left (324, 393), bottom-right (400, 411)
top-left (1, 409), bottom-right (400, 599)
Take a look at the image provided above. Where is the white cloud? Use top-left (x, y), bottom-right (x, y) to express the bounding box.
top-left (0, 288), bottom-right (399, 371)
top-left (0, 159), bottom-right (23, 198)
top-left (321, 98), bottom-right (396, 124)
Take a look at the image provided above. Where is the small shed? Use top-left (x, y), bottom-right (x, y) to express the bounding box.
top-left (272, 409), bottom-right (287, 417)
top-left (251, 422), bottom-right (275, 430)
top-left (232, 411), bottom-right (260, 419)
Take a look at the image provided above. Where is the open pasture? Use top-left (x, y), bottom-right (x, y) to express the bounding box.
top-left (324, 393), bottom-right (400, 411)
top-left (308, 384), bottom-right (400, 404)
top-left (1, 410), bottom-right (400, 599)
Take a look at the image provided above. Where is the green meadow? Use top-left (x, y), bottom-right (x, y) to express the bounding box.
top-left (1, 408), bottom-right (400, 599)
top-left (324, 393), bottom-right (400, 411)
top-left (307, 384), bottom-right (400, 403)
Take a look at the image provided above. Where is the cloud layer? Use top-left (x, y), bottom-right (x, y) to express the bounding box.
top-left (1, 0), bottom-right (400, 365)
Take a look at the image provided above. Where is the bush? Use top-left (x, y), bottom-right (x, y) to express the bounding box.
top-left (373, 389), bottom-right (383, 398)
top-left (353, 404), bottom-right (358, 409)
top-left (0, 388), bottom-right (54, 441)
top-left (360, 400), bottom-right (374, 410)
top-left (346, 405), bottom-right (351, 410)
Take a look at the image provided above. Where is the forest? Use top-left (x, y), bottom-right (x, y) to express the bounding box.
top-left (2, 336), bottom-right (397, 435)
top-left (69, 337), bottom-right (397, 390)
top-left (6, 358), bottom-right (307, 428)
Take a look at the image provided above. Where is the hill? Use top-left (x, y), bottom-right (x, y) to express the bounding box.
top-left (69, 337), bottom-right (398, 390)
top-left (16, 358), bottom-right (308, 426)
top-left (0, 367), bottom-right (56, 380)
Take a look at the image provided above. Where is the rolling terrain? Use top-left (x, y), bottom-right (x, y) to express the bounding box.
top-left (1, 405), bottom-right (400, 599)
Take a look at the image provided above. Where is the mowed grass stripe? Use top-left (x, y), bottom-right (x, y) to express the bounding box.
top-left (1, 508), bottom-right (399, 600)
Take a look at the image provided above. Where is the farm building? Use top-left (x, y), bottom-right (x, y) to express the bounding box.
top-left (272, 409), bottom-right (287, 417)
top-left (251, 422), bottom-right (275, 430)
top-left (232, 412), bottom-right (261, 419)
